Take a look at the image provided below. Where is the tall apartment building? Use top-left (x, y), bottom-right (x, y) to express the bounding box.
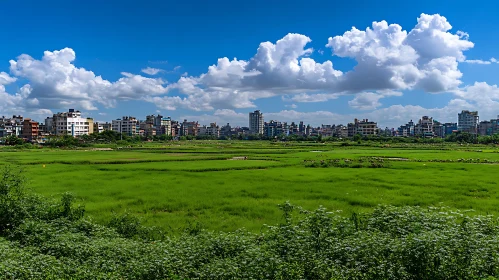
top-left (299, 121), bottom-right (305, 134)
top-left (249, 110), bottom-right (264, 135)
top-left (458, 110), bottom-right (479, 134)
top-left (22, 118), bottom-right (39, 141)
top-left (49, 109), bottom-right (91, 136)
top-left (154, 115), bottom-right (172, 136)
top-left (112, 116), bottom-right (139, 136)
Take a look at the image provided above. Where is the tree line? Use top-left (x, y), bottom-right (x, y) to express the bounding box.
top-left (2, 130), bottom-right (499, 147)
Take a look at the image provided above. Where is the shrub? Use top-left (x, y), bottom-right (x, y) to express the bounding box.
top-left (3, 168), bottom-right (499, 279)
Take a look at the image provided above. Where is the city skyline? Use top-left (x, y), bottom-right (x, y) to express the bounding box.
top-left (1, 0), bottom-right (499, 128)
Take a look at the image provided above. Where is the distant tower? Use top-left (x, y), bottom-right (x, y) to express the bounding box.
top-left (249, 110), bottom-right (264, 135)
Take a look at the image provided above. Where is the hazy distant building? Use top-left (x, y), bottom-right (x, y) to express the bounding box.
top-left (443, 122), bottom-right (458, 137)
top-left (220, 123), bottom-right (233, 137)
top-left (180, 119), bottom-right (199, 136)
top-left (334, 125), bottom-right (348, 138)
top-left (478, 117), bottom-right (499, 136)
top-left (458, 110), bottom-right (479, 134)
top-left (198, 123), bottom-right (220, 137)
top-left (249, 110), bottom-right (264, 135)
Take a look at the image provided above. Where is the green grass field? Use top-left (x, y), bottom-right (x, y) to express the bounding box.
top-left (2, 141), bottom-right (499, 233)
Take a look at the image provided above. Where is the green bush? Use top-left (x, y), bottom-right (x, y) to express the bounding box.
top-left (3, 167), bottom-right (499, 279)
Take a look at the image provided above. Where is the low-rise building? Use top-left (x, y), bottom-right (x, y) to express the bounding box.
top-left (112, 116), bottom-right (139, 136)
top-left (48, 109), bottom-right (90, 136)
top-left (478, 118), bottom-right (499, 136)
top-left (397, 120), bottom-right (415, 137)
top-left (198, 123), bottom-right (220, 137)
top-left (0, 115), bottom-right (23, 137)
top-left (415, 116), bottom-right (434, 137)
top-left (348, 118), bottom-right (378, 137)
top-left (443, 122), bottom-right (458, 137)
top-left (22, 118), bottom-right (39, 141)
top-left (180, 120), bottom-right (199, 136)
top-left (94, 122), bottom-right (112, 134)
top-left (334, 125), bottom-right (348, 138)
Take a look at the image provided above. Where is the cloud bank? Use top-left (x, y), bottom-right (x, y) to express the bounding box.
top-left (0, 13), bottom-right (498, 126)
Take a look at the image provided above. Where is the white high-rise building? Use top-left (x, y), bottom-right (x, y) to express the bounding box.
top-left (249, 110), bottom-right (264, 135)
top-left (49, 109), bottom-right (91, 136)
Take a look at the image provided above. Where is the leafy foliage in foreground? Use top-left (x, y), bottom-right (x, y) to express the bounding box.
top-left (2, 167), bottom-right (499, 279)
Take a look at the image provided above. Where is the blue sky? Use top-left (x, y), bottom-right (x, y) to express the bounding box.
top-left (1, 0), bottom-right (498, 127)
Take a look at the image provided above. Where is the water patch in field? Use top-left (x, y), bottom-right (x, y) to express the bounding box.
top-left (385, 157), bottom-right (409, 161)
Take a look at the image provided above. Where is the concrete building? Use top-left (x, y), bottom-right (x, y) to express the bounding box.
top-left (220, 123), bottom-right (233, 138)
top-left (180, 120), bottom-right (199, 136)
top-left (299, 121), bottom-right (305, 134)
top-left (264, 120), bottom-right (288, 138)
top-left (348, 119), bottom-right (378, 137)
top-left (171, 121), bottom-right (180, 137)
top-left (249, 110), bottom-right (264, 135)
top-left (0, 116), bottom-right (23, 137)
top-left (22, 118), bottom-right (39, 141)
top-left (334, 125), bottom-right (348, 138)
top-left (112, 116), bottom-right (139, 136)
top-left (50, 109), bottom-right (91, 136)
top-left (433, 121), bottom-right (445, 138)
top-left (443, 123), bottom-right (458, 137)
top-left (415, 116), bottom-right (434, 137)
top-left (198, 123), bottom-right (220, 137)
top-left (87, 118), bottom-right (94, 134)
top-left (458, 110), bottom-right (479, 134)
top-left (478, 118), bottom-right (499, 136)
top-left (44, 117), bottom-right (54, 134)
top-left (397, 120), bottom-right (415, 137)
top-left (94, 122), bottom-right (112, 134)
top-left (320, 125), bottom-right (334, 137)
top-left (147, 115), bottom-right (172, 136)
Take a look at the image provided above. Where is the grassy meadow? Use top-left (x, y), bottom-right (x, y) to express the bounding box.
top-left (2, 141), bottom-right (499, 233)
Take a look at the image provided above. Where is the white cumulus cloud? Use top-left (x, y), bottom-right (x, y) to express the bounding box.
top-left (0, 13), bottom-right (489, 120)
top-left (8, 48), bottom-right (169, 111)
top-left (150, 13), bottom-right (475, 111)
top-left (141, 67), bottom-right (164, 75)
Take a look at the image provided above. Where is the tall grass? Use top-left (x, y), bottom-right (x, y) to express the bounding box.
top-left (2, 142), bottom-right (499, 233)
top-left (3, 168), bottom-right (499, 279)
